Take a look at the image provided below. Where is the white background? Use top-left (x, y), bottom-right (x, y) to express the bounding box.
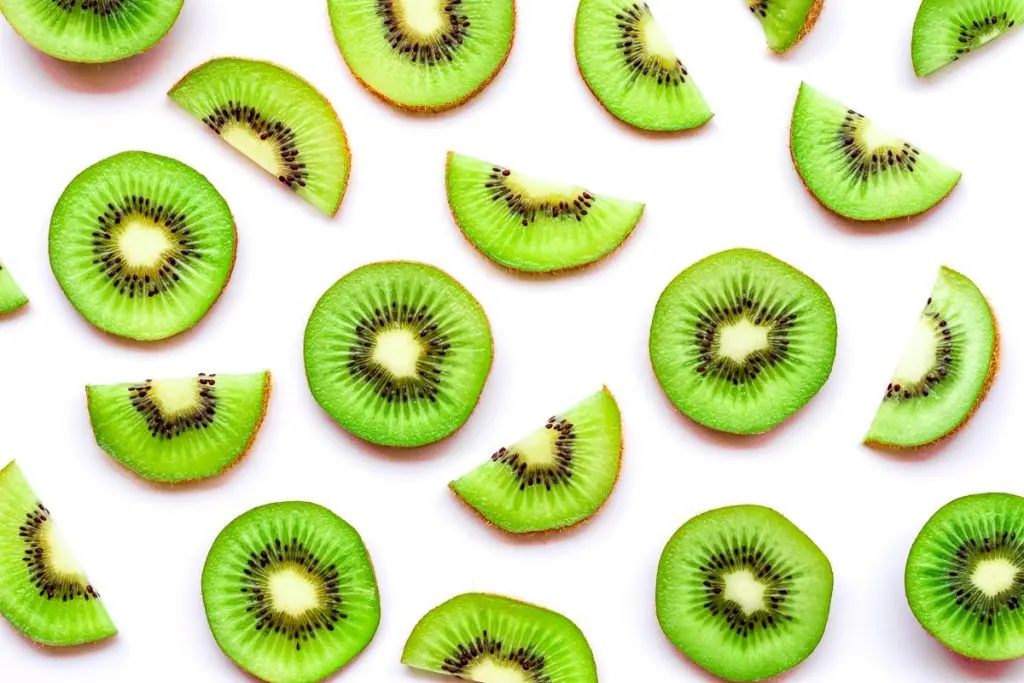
top-left (1, 0), bottom-right (1022, 681)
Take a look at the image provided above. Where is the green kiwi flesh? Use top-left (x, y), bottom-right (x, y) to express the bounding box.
top-left (790, 82), bottom-right (962, 221)
top-left (913, 0), bottom-right (1024, 76)
top-left (905, 492), bottom-right (1024, 660)
top-left (402, 593), bottom-right (598, 682)
top-left (656, 505), bottom-right (833, 682)
top-left (446, 152), bottom-right (644, 272)
top-left (865, 267), bottom-right (997, 448)
top-left (649, 248), bottom-right (837, 435)
top-left (0, 261), bottom-right (28, 313)
top-left (0, 461), bottom-right (117, 646)
top-left (202, 501), bottom-right (381, 683)
top-left (745, 0), bottom-right (823, 53)
top-left (169, 58), bottom-right (351, 217)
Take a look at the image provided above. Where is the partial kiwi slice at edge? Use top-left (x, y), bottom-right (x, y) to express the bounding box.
top-left (0, 261), bottom-right (28, 313)
top-left (912, 0), bottom-right (1024, 76)
top-left (745, 0), bottom-right (824, 53)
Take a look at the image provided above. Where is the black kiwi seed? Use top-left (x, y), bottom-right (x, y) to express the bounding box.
top-left (697, 542), bottom-right (796, 638)
top-left (748, 0), bottom-right (770, 18)
top-left (882, 300), bottom-right (956, 401)
top-left (375, 0), bottom-right (470, 65)
top-left (441, 630), bottom-right (548, 680)
top-left (942, 532), bottom-right (1024, 623)
top-left (201, 101), bottom-right (308, 190)
top-left (53, 0), bottom-right (127, 15)
top-left (19, 502), bottom-right (99, 602)
top-left (614, 2), bottom-right (688, 86)
top-left (954, 14), bottom-right (1015, 57)
top-left (484, 166), bottom-right (595, 227)
top-left (129, 373), bottom-right (218, 439)
top-left (835, 110), bottom-right (920, 180)
top-left (491, 416), bottom-right (575, 491)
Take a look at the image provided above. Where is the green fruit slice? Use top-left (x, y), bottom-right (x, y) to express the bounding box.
top-left (0, 261), bottom-right (28, 314)
top-left (745, 0), bottom-right (824, 52)
top-left (912, 0), bottom-right (1024, 76)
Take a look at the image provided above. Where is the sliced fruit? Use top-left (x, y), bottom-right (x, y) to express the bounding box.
top-left (745, 0), bottom-right (824, 53)
top-left (0, 261), bottom-right (28, 313)
top-left (913, 0), bottom-right (1024, 76)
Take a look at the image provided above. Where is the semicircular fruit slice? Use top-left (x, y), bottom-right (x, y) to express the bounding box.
top-left (87, 370), bottom-right (271, 483)
top-left (790, 82), bottom-right (962, 221)
top-left (0, 261), bottom-right (28, 314)
top-left (169, 58), bottom-right (351, 217)
top-left (203, 501), bottom-right (380, 683)
top-left (657, 505), bottom-right (833, 682)
top-left (49, 151), bottom-right (236, 341)
top-left (906, 492), bottom-right (1024, 661)
top-left (402, 593), bottom-right (599, 682)
top-left (865, 267), bottom-right (997, 449)
top-left (575, 0), bottom-right (712, 131)
top-left (446, 152), bottom-right (644, 272)
top-left (327, 0), bottom-right (515, 111)
top-left (0, 0), bottom-right (183, 63)
top-left (0, 461), bottom-right (116, 646)
top-left (304, 261), bottom-right (493, 447)
top-left (649, 248), bottom-right (837, 435)
top-left (745, 0), bottom-right (824, 53)
top-left (913, 0), bottom-right (1024, 76)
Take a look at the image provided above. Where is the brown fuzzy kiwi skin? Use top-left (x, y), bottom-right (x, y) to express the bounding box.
top-left (770, 0), bottom-right (825, 54)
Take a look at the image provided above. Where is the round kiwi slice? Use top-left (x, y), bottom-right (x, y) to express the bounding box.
top-left (402, 593), bottom-right (598, 681)
top-left (574, 0), bottom-right (713, 132)
top-left (0, 0), bottom-right (183, 63)
top-left (656, 505), bottom-right (834, 682)
top-left (304, 261), bottom-right (493, 447)
top-left (327, 0), bottom-right (515, 112)
top-left (745, 0), bottom-right (824, 53)
top-left (0, 461), bottom-right (117, 646)
top-left (649, 248), bottom-right (837, 435)
top-left (169, 58), bottom-right (351, 217)
top-left (913, 0), bottom-right (1024, 76)
top-left (790, 82), bottom-right (962, 221)
top-left (0, 261), bottom-right (28, 314)
top-left (906, 492), bottom-right (1024, 661)
top-left (865, 267), bottom-right (998, 449)
top-left (49, 151), bottom-right (236, 341)
top-left (446, 152), bottom-right (645, 272)
top-left (202, 501), bottom-right (381, 683)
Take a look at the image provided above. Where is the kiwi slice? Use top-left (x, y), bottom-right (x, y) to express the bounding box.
top-left (169, 58), bottom-right (351, 217)
top-left (656, 505), bottom-right (833, 682)
top-left (913, 0), bottom-right (1024, 76)
top-left (446, 152), bottom-right (645, 272)
top-left (745, 0), bottom-right (824, 53)
top-left (402, 593), bottom-right (598, 681)
top-left (0, 461), bottom-right (116, 646)
top-left (304, 261), bottom-right (493, 447)
top-left (649, 248), bottom-right (837, 435)
top-left (574, 0), bottom-right (713, 132)
top-left (327, 0), bottom-right (515, 112)
top-left (906, 492), bottom-right (1024, 660)
top-left (0, 261), bottom-right (28, 314)
top-left (790, 82), bottom-right (962, 221)
top-left (49, 151), bottom-right (236, 341)
top-left (865, 267), bottom-right (998, 449)
top-left (203, 501), bottom-right (380, 682)
top-left (0, 0), bottom-right (183, 63)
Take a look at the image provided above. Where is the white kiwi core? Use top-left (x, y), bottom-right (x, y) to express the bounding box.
top-left (510, 426), bottom-right (560, 468)
top-left (117, 220), bottom-right (173, 269)
top-left (724, 569), bottom-right (767, 616)
top-left (891, 316), bottom-right (940, 385)
top-left (396, 0), bottom-right (444, 37)
top-left (858, 119), bottom-right (904, 153)
top-left (149, 377), bottom-right (202, 417)
top-left (42, 520), bottom-right (86, 578)
top-left (972, 557), bottom-right (1020, 598)
top-left (640, 14), bottom-right (677, 65)
top-left (373, 328), bottom-right (422, 378)
top-left (505, 172), bottom-right (581, 204)
top-left (269, 566), bottom-right (321, 617)
top-left (221, 123), bottom-right (282, 176)
top-left (465, 659), bottom-right (533, 683)
top-left (718, 319), bottom-right (770, 363)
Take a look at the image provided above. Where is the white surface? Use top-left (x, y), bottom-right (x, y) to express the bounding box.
top-left (0, 1), bottom-right (1022, 681)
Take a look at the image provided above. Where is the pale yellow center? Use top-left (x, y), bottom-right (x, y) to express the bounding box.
top-left (373, 328), bottom-right (422, 378)
top-left (972, 558), bottom-right (1019, 598)
top-left (42, 520), bottom-right (85, 578)
top-left (149, 377), bottom-right (201, 418)
top-left (504, 172), bottom-right (581, 204)
top-left (724, 570), bottom-right (767, 616)
top-left (465, 659), bottom-right (533, 683)
top-left (117, 220), bottom-right (173, 269)
top-left (892, 316), bottom-right (940, 385)
top-left (640, 14), bottom-right (677, 64)
top-left (977, 26), bottom-right (1002, 47)
top-left (221, 123), bottom-right (282, 175)
top-left (858, 119), bottom-right (903, 152)
top-left (718, 319), bottom-right (770, 363)
top-left (396, 0), bottom-right (443, 37)
top-left (510, 426), bottom-right (560, 468)
top-left (269, 566), bottom-right (320, 617)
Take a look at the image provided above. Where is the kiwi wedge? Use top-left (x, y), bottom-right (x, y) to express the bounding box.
top-left (304, 261), bottom-right (493, 447)
top-left (446, 152), bottom-right (644, 272)
top-left (327, 0), bottom-right (515, 112)
top-left (657, 505), bottom-right (833, 682)
top-left (0, 261), bottom-right (28, 314)
top-left (575, 0), bottom-right (712, 132)
top-left (913, 0), bottom-right (1024, 76)
top-left (49, 151), bottom-right (236, 341)
top-left (402, 593), bottom-right (598, 681)
top-left (649, 248), bottom-right (837, 435)
top-left (169, 58), bottom-right (351, 217)
top-left (203, 501), bottom-right (380, 682)
top-left (790, 82), bottom-right (962, 221)
top-left (865, 267), bottom-right (997, 449)
top-left (745, 0), bottom-right (824, 53)
top-left (906, 492), bottom-right (1024, 660)
top-left (0, 461), bottom-right (116, 646)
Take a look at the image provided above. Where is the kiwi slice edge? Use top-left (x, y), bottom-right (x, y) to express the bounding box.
top-left (912, 0), bottom-right (1024, 77)
top-left (0, 261), bottom-right (29, 314)
top-left (746, 0), bottom-right (824, 53)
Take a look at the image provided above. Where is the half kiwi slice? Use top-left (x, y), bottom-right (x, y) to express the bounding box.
top-left (402, 593), bottom-right (598, 681)
top-left (304, 261), bottom-right (493, 447)
top-left (657, 505), bottom-right (833, 682)
top-left (327, 0), bottom-right (515, 111)
top-left (49, 151), bottom-right (236, 341)
top-left (446, 152), bottom-right (644, 272)
top-left (575, 0), bottom-right (712, 131)
top-left (203, 501), bottom-right (380, 682)
top-left (169, 58), bottom-right (351, 217)
top-left (913, 0), bottom-right (1024, 76)
top-left (0, 461), bottom-right (116, 646)
top-left (790, 82), bottom-right (962, 221)
top-left (649, 248), bottom-right (837, 435)
top-left (906, 492), bottom-right (1024, 661)
top-left (0, 261), bottom-right (28, 314)
top-left (745, 0), bottom-right (824, 53)
top-left (865, 267), bottom-right (997, 449)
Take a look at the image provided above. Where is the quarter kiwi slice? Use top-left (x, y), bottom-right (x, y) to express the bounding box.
top-left (169, 58), bottom-right (351, 217)
top-left (0, 461), bottom-right (116, 646)
top-left (906, 492), bottom-right (1024, 660)
top-left (865, 267), bottom-right (997, 449)
top-left (327, 0), bottom-right (515, 111)
top-left (912, 0), bottom-right (1024, 76)
top-left (49, 151), bottom-right (236, 341)
top-left (656, 505), bottom-right (834, 682)
top-left (649, 248), bottom-right (837, 435)
top-left (0, 261), bottom-right (28, 313)
top-left (304, 261), bottom-right (493, 447)
top-left (575, 0), bottom-right (713, 131)
top-left (446, 152), bottom-right (644, 272)
top-left (402, 593), bottom-right (598, 682)
top-left (745, 0), bottom-right (824, 53)
top-left (790, 82), bottom-right (962, 221)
